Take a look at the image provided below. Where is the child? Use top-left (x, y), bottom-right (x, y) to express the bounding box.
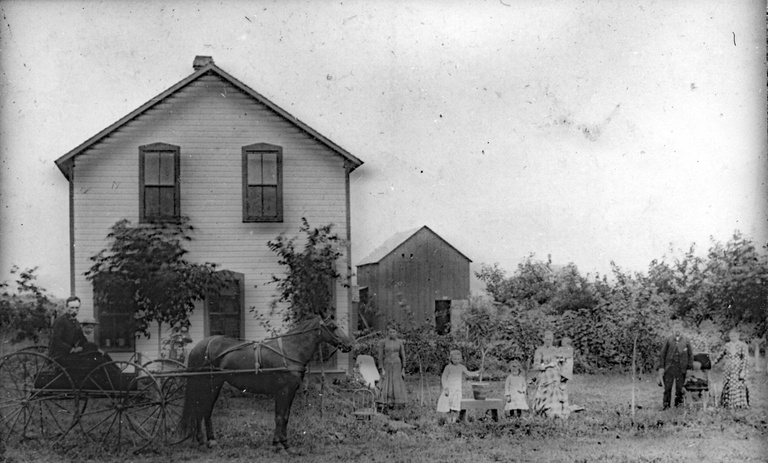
top-left (504, 360), bottom-right (529, 418)
top-left (436, 350), bottom-right (482, 423)
top-left (684, 360), bottom-right (708, 392)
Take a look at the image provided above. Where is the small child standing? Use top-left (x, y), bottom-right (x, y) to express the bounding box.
top-left (436, 349), bottom-right (482, 422)
top-left (504, 360), bottom-right (529, 418)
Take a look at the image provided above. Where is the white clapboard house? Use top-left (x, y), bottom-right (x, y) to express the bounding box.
top-left (54, 56), bottom-right (363, 372)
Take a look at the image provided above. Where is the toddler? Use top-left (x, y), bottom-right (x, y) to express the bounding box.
top-left (684, 360), bottom-right (708, 390)
top-left (504, 360), bottom-right (529, 418)
top-left (436, 349), bottom-right (482, 423)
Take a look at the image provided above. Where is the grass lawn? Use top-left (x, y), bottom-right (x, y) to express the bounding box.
top-left (4, 367), bottom-right (767, 462)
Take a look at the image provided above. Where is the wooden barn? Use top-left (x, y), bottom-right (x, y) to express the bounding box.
top-left (54, 56), bottom-right (363, 373)
top-left (356, 226), bottom-right (471, 332)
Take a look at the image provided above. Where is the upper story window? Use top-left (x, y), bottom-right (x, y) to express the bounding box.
top-left (242, 143), bottom-right (283, 222)
top-left (139, 143), bottom-right (180, 222)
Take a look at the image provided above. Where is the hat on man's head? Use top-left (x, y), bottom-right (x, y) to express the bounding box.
top-left (79, 316), bottom-right (99, 325)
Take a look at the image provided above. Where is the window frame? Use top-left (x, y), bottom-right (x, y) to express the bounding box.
top-left (242, 143), bottom-right (283, 222)
top-left (139, 142), bottom-right (181, 223)
top-left (204, 271), bottom-right (245, 339)
top-left (94, 283), bottom-right (137, 353)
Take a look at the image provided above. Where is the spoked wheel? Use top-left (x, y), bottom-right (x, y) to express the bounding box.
top-left (18, 345), bottom-right (50, 355)
top-left (141, 358), bottom-right (187, 444)
top-left (0, 351), bottom-right (78, 446)
top-left (77, 361), bottom-right (162, 452)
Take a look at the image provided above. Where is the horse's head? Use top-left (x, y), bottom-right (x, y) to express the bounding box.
top-left (318, 316), bottom-right (353, 353)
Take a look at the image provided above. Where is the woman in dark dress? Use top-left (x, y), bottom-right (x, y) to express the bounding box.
top-left (376, 326), bottom-right (408, 410)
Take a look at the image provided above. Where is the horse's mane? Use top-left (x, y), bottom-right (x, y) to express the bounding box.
top-left (282, 315), bottom-right (321, 335)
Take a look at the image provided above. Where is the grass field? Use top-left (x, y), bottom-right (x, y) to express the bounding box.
top-left (3, 365), bottom-right (767, 463)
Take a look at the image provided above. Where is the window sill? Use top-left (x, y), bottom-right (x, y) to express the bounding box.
top-left (243, 217), bottom-right (283, 223)
top-left (102, 347), bottom-right (134, 353)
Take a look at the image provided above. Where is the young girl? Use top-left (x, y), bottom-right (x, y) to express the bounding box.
top-left (504, 360), bottom-right (529, 418)
top-left (436, 349), bottom-right (482, 422)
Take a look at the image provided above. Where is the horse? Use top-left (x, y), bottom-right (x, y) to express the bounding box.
top-left (178, 315), bottom-right (353, 452)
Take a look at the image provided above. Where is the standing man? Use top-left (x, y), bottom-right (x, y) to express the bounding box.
top-left (657, 319), bottom-right (693, 409)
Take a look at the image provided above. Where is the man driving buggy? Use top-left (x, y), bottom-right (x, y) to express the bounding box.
top-left (49, 296), bottom-right (117, 385)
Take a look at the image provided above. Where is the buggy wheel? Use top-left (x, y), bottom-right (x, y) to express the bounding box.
top-left (77, 361), bottom-right (162, 452)
top-left (18, 345), bottom-right (50, 355)
top-left (0, 351), bottom-right (78, 446)
top-left (142, 359), bottom-right (187, 444)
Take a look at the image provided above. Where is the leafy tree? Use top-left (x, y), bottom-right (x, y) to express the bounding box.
top-left (703, 232), bottom-right (768, 333)
top-left (549, 263), bottom-right (598, 314)
top-left (85, 218), bottom-right (225, 340)
top-left (0, 266), bottom-right (59, 352)
top-left (647, 232), bottom-right (768, 336)
top-left (266, 218), bottom-right (345, 324)
top-left (458, 296), bottom-right (506, 381)
top-left (475, 262), bottom-right (513, 305)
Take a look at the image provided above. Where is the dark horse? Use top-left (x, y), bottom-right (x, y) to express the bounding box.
top-left (178, 315), bottom-right (353, 452)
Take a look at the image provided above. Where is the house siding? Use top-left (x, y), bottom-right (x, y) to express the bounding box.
top-left (71, 74), bottom-right (350, 367)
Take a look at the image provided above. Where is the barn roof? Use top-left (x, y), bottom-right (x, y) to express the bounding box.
top-left (55, 56), bottom-right (363, 180)
top-left (357, 225), bottom-right (472, 266)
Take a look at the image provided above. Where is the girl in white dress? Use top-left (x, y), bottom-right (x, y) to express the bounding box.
top-left (436, 350), bottom-right (481, 422)
top-left (504, 360), bottom-right (529, 418)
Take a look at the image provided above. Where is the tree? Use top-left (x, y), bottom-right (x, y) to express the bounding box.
top-left (459, 296), bottom-right (506, 382)
top-left (85, 218), bottom-right (225, 342)
top-left (647, 232), bottom-right (768, 337)
top-left (266, 218), bottom-right (346, 324)
top-left (0, 266), bottom-right (59, 354)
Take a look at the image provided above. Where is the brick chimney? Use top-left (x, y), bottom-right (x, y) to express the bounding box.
top-left (193, 56), bottom-right (214, 70)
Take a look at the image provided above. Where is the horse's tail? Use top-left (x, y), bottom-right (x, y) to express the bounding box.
top-left (178, 337), bottom-right (218, 439)
top-left (178, 374), bottom-right (208, 439)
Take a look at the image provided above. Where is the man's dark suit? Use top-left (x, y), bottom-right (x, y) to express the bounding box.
top-left (49, 314), bottom-right (88, 359)
top-left (657, 334), bottom-right (693, 408)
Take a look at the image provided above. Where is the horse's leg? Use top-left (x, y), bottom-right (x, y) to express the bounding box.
top-left (273, 380), bottom-right (301, 453)
top-left (202, 379), bottom-right (225, 447)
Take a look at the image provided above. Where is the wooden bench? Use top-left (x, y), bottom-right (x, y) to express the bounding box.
top-left (458, 398), bottom-right (504, 422)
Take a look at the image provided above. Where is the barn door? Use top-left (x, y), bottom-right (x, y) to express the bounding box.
top-left (434, 300), bottom-right (451, 335)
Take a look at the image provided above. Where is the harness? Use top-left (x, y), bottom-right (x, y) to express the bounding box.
top-left (200, 318), bottom-right (340, 375)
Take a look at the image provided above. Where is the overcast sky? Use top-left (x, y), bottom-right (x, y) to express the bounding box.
top-left (1, 0), bottom-right (766, 299)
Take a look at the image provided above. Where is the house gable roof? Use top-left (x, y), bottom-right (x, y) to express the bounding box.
top-left (357, 225), bottom-right (472, 266)
top-left (55, 58), bottom-right (363, 180)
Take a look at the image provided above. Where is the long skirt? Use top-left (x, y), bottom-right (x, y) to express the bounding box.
top-left (532, 366), bottom-right (569, 418)
top-left (377, 360), bottom-right (407, 406)
top-left (720, 374), bottom-right (749, 409)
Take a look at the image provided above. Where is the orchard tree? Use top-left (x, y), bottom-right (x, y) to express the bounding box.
top-left (704, 231), bottom-right (768, 334)
top-left (266, 218), bottom-right (345, 324)
top-left (647, 232), bottom-right (768, 336)
top-left (0, 266), bottom-right (59, 352)
top-left (85, 218), bottom-right (225, 341)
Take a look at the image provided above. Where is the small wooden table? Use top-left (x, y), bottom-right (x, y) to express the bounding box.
top-left (458, 398), bottom-right (504, 422)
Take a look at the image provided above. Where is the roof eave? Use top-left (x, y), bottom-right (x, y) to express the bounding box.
top-left (54, 62), bottom-right (363, 180)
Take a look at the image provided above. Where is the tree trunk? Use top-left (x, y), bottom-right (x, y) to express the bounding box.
top-left (319, 344), bottom-right (325, 419)
top-left (631, 332), bottom-right (638, 423)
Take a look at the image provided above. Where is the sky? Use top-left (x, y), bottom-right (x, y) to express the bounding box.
top-left (1, 0), bottom-right (766, 300)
